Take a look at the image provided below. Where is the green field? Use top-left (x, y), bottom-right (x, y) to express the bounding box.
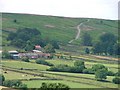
top-left (23, 80), bottom-right (100, 88)
top-left (2, 60), bottom-right (50, 71)
top-left (1, 59), bottom-right (119, 89)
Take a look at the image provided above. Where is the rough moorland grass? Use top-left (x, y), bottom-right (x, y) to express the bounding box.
top-left (2, 13), bottom-right (118, 44)
top-left (2, 13), bottom-right (85, 43)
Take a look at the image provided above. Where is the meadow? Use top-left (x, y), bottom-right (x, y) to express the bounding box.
top-left (1, 57), bottom-right (119, 89)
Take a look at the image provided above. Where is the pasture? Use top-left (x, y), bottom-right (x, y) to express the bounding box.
top-left (1, 58), bottom-right (119, 89)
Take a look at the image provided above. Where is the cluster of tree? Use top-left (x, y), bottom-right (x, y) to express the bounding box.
top-left (36, 59), bottom-right (54, 66)
top-left (7, 28), bottom-right (59, 51)
top-left (47, 60), bottom-right (120, 82)
top-left (83, 64), bottom-right (120, 82)
top-left (40, 82), bottom-right (70, 90)
top-left (83, 32), bottom-right (119, 56)
top-left (0, 74), bottom-right (27, 89)
top-left (47, 60), bottom-right (86, 73)
top-left (81, 32), bottom-right (92, 46)
top-left (92, 33), bottom-right (119, 55)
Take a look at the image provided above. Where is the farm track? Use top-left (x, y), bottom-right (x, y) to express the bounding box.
top-left (68, 19), bottom-right (90, 43)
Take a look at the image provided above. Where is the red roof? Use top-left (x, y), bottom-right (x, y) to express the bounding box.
top-left (35, 45), bottom-right (41, 49)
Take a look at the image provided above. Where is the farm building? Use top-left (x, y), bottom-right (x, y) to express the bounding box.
top-left (8, 50), bottom-right (19, 59)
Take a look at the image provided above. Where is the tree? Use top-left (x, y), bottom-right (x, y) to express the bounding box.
top-left (81, 33), bottom-right (92, 46)
top-left (7, 28), bottom-right (41, 48)
top-left (112, 77), bottom-right (120, 84)
top-left (85, 48), bottom-right (90, 54)
top-left (92, 33), bottom-right (117, 55)
top-left (74, 60), bottom-right (85, 67)
top-left (24, 40), bottom-right (34, 51)
top-left (50, 40), bottom-right (60, 49)
top-left (95, 69), bottom-right (107, 81)
top-left (74, 60), bottom-right (86, 73)
top-left (0, 74), bottom-right (5, 85)
top-left (92, 64), bottom-right (108, 73)
top-left (44, 44), bottom-right (55, 53)
top-left (40, 82), bottom-right (70, 90)
top-left (13, 19), bottom-right (17, 23)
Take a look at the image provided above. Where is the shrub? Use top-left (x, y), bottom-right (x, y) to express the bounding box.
top-left (22, 57), bottom-right (30, 62)
top-left (92, 64), bottom-right (108, 73)
top-left (0, 74), bottom-right (5, 85)
top-left (70, 66), bottom-right (84, 73)
top-left (95, 69), bottom-right (107, 81)
top-left (40, 82), bottom-right (70, 90)
top-left (2, 51), bottom-right (12, 59)
top-left (115, 71), bottom-right (120, 76)
top-left (112, 77), bottom-right (120, 84)
top-left (107, 71), bottom-right (115, 76)
top-left (83, 68), bottom-right (94, 74)
top-left (3, 80), bottom-right (27, 88)
top-left (47, 64), bottom-right (70, 72)
top-left (74, 60), bottom-right (85, 67)
top-left (36, 59), bottom-right (53, 66)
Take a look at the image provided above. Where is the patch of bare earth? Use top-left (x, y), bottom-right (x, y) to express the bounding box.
top-left (44, 24), bottom-right (55, 28)
top-left (4, 28), bottom-right (17, 31)
top-left (81, 25), bottom-right (95, 31)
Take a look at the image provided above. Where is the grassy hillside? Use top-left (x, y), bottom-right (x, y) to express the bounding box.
top-left (1, 13), bottom-right (118, 47)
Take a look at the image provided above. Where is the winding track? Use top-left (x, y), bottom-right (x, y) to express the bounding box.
top-left (69, 19), bottom-right (90, 43)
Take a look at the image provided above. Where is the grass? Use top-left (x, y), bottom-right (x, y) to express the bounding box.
top-left (3, 70), bottom-right (43, 80)
top-left (2, 13), bottom-right (118, 45)
top-left (2, 13), bottom-right (84, 44)
top-left (2, 60), bottom-right (119, 88)
top-left (46, 59), bottom-right (118, 73)
top-left (1, 60), bottom-right (50, 71)
top-left (23, 80), bottom-right (100, 88)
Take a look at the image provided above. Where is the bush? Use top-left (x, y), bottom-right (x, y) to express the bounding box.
top-left (48, 64), bottom-right (70, 72)
top-left (92, 64), bottom-right (108, 73)
top-left (2, 51), bottom-right (12, 59)
top-left (74, 60), bottom-right (85, 67)
top-left (112, 77), bottom-right (120, 84)
top-left (115, 71), bottom-right (120, 76)
top-left (83, 68), bottom-right (94, 74)
top-left (3, 80), bottom-right (27, 88)
top-left (22, 57), bottom-right (30, 62)
top-left (95, 69), bottom-right (107, 81)
top-left (70, 66), bottom-right (84, 73)
top-left (40, 82), bottom-right (70, 90)
top-left (107, 71), bottom-right (115, 76)
top-left (36, 59), bottom-right (53, 66)
top-left (0, 74), bottom-right (5, 85)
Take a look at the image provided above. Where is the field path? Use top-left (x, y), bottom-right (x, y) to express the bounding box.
top-left (69, 19), bottom-right (90, 43)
